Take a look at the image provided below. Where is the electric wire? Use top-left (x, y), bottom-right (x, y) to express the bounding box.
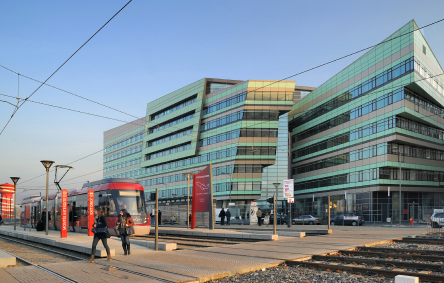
top-left (0, 0), bottom-right (133, 136)
top-left (0, 64), bottom-right (138, 118)
top-left (13, 18), bottom-right (444, 196)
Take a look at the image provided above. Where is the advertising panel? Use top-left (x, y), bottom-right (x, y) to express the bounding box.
top-left (283, 179), bottom-right (294, 198)
top-left (88, 190), bottom-right (94, 236)
top-left (193, 165), bottom-right (210, 212)
top-left (61, 190), bottom-right (67, 238)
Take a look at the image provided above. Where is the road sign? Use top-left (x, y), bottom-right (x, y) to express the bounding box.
top-left (288, 197), bottom-right (294, 203)
top-left (283, 179), bottom-right (294, 198)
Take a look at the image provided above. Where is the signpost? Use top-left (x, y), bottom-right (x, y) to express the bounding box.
top-left (88, 190), bottom-right (94, 236)
top-left (61, 190), bottom-right (68, 238)
top-left (283, 179), bottom-right (294, 228)
top-left (191, 164), bottom-right (213, 229)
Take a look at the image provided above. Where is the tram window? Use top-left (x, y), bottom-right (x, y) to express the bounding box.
top-left (96, 191), bottom-right (112, 216)
top-left (111, 190), bottom-right (145, 216)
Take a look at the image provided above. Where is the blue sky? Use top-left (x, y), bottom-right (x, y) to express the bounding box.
top-left (0, 1), bottom-right (443, 200)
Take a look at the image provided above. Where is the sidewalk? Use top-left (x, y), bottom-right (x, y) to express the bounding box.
top-left (0, 224), bottom-right (428, 282)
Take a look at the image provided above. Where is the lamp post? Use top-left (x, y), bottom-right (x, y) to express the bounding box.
top-left (40, 160), bottom-right (54, 235)
top-left (183, 172), bottom-right (192, 229)
top-left (273, 183), bottom-right (280, 235)
top-left (10, 177), bottom-right (20, 230)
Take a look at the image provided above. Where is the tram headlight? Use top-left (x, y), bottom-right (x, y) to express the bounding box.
top-left (143, 217), bottom-right (148, 224)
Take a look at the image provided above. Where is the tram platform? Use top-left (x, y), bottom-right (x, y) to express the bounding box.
top-left (0, 226), bottom-right (176, 257)
top-left (0, 225), bottom-right (427, 282)
top-left (151, 226), bottom-right (283, 239)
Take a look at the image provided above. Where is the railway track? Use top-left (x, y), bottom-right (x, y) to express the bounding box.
top-left (287, 243), bottom-right (444, 282)
top-left (0, 235), bottom-right (177, 283)
top-left (135, 234), bottom-right (260, 249)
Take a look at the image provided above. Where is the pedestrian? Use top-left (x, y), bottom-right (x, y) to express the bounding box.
top-left (257, 208), bottom-right (263, 226)
top-left (0, 214), bottom-right (3, 226)
top-left (170, 215), bottom-right (175, 225)
top-left (41, 208), bottom-right (51, 230)
top-left (87, 208), bottom-right (111, 263)
top-left (158, 210), bottom-right (162, 226)
top-left (219, 208), bottom-right (226, 225)
top-left (117, 209), bottom-right (134, 255)
top-left (226, 209), bottom-right (231, 225)
top-left (188, 214), bottom-right (191, 226)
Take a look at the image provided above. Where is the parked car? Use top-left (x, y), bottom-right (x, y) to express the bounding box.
top-left (268, 215), bottom-right (288, 225)
top-left (330, 213), bottom-right (365, 226)
top-left (292, 215), bottom-right (322, 225)
top-left (430, 212), bottom-right (444, 228)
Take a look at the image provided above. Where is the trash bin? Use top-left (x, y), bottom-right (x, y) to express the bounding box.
top-left (386, 218), bottom-right (391, 223)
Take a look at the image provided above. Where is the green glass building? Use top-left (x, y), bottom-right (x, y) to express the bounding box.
top-left (289, 20), bottom-right (444, 222)
top-left (103, 78), bottom-right (314, 215)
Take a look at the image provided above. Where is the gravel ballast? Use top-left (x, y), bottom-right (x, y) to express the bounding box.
top-left (210, 264), bottom-right (394, 283)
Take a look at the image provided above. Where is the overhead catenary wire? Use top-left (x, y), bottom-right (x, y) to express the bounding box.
top-left (0, 0), bottom-right (133, 136)
top-left (0, 64), bottom-right (138, 119)
top-left (14, 18), bottom-right (444, 196)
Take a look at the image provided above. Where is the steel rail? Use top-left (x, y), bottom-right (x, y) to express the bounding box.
top-left (0, 235), bottom-right (186, 283)
top-left (312, 255), bottom-right (444, 272)
top-left (394, 238), bottom-right (444, 245)
top-left (339, 250), bottom-right (444, 262)
top-left (359, 246), bottom-right (444, 256)
top-left (287, 260), bottom-right (444, 282)
top-left (0, 247), bottom-right (78, 283)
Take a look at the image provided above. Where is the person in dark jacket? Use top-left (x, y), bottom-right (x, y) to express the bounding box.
top-left (87, 208), bottom-right (111, 263)
top-left (0, 214), bottom-right (3, 225)
top-left (116, 209), bottom-right (134, 255)
top-left (226, 209), bottom-right (231, 225)
top-left (41, 208), bottom-right (51, 231)
top-left (219, 208), bottom-right (226, 225)
top-left (158, 210), bottom-right (162, 226)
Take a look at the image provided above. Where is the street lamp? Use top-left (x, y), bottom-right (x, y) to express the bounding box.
top-left (183, 172), bottom-right (192, 229)
top-left (10, 177), bottom-right (20, 230)
top-left (40, 160), bottom-right (54, 235)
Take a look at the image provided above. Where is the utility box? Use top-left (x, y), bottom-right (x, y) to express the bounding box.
top-left (395, 275), bottom-right (418, 283)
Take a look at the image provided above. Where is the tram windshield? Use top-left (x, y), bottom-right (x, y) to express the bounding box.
top-left (110, 190), bottom-right (146, 216)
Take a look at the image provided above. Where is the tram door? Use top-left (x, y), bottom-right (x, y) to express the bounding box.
top-left (32, 206), bottom-right (38, 228)
top-left (70, 201), bottom-right (76, 232)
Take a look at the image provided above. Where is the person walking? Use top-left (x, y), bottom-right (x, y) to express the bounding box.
top-left (116, 209), bottom-right (134, 255)
top-left (87, 208), bottom-right (111, 263)
top-left (41, 208), bottom-right (51, 230)
top-left (158, 210), bottom-right (162, 226)
top-left (257, 208), bottom-right (263, 226)
top-left (219, 208), bottom-right (226, 225)
top-left (226, 209), bottom-right (231, 225)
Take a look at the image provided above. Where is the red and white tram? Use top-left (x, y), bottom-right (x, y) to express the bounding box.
top-left (20, 178), bottom-right (150, 235)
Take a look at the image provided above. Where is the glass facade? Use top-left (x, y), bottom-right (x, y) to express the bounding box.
top-left (289, 20), bottom-right (444, 222)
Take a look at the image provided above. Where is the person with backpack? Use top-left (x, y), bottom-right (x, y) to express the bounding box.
top-left (116, 209), bottom-right (134, 255)
top-left (226, 209), bottom-right (231, 225)
top-left (87, 207), bottom-right (111, 263)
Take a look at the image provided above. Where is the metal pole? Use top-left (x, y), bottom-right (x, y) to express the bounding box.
top-left (288, 200), bottom-right (291, 228)
top-left (155, 188), bottom-right (158, 251)
top-left (10, 177), bottom-right (20, 231)
top-left (328, 196), bottom-right (331, 230)
top-left (399, 151), bottom-right (402, 226)
top-left (209, 163), bottom-right (214, 230)
top-left (187, 174), bottom-right (190, 229)
top-left (273, 194), bottom-right (277, 235)
top-left (45, 167), bottom-right (49, 235)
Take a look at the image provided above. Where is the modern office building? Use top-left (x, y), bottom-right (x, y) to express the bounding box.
top-left (103, 79), bottom-right (314, 216)
top-left (289, 20), bottom-right (444, 222)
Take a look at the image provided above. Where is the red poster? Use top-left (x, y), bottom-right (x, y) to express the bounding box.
top-left (88, 190), bottom-right (94, 236)
top-left (61, 190), bottom-right (68, 238)
top-left (192, 165), bottom-right (210, 212)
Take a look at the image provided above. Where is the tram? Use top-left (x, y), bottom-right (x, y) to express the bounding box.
top-left (20, 178), bottom-right (150, 235)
